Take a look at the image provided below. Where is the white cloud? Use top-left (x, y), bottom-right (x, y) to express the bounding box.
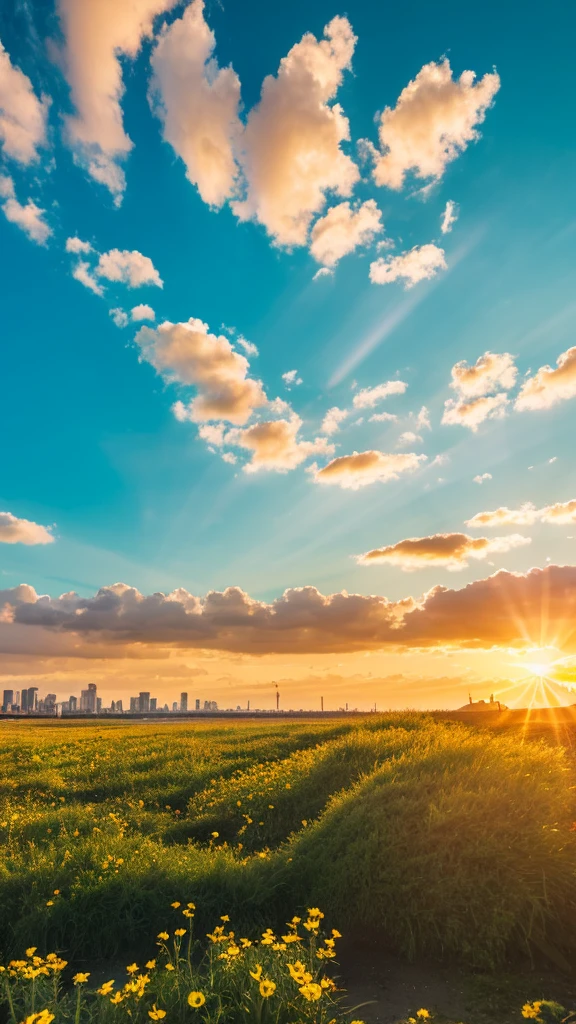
top-left (370, 243), bottom-right (446, 288)
top-left (398, 431), bottom-right (422, 446)
top-left (450, 351), bottom-right (517, 398)
top-left (473, 472), bottom-right (492, 484)
top-left (0, 176), bottom-right (51, 244)
top-left (96, 249), bottom-right (163, 288)
top-left (57, 0), bottom-right (178, 200)
top-left (232, 16), bottom-right (359, 247)
top-left (369, 411), bottom-right (398, 423)
top-left (466, 498), bottom-right (576, 529)
top-left (515, 346), bottom-right (576, 411)
top-left (312, 267), bottom-right (334, 282)
top-left (309, 199), bottom-right (383, 267)
top-left (282, 369), bottom-right (302, 387)
top-left (65, 236), bottom-right (92, 254)
top-left (149, 0), bottom-right (241, 207)
top-left (0, 511), bottom-right (54, 545)
top-left (368, 58), bottom-right (500, 190)
top-left (442, 393), bottom-right (509, 432)
top-left (320, 406), bottom-right (349, 435)
top-left (72, 260), bottom-right (104, 295)
top-left (136, 316), bottom-right (268, 424)
top-left (110, 307), bottom-right (129, 328)
top-left (221, 451), bottom-right (236, 465)
top-left (415, 405), bottom-right (431, 430)
top-left (131, 304), bottom-right (155, 321)
top-left (357, 531), bottom-right (529, 571)
top-left (236, 338), bottom-right (258, 357)
top-left (0, 40), bottom-right (49, 164)
top-left (440, 199), bottom-right (458, 234)
top-left (197, 422), bottom-right (226, 446)
top-left (226, 414), bottom-right (334, 473)
top-left (352, 380), bottom-right (407, 408)
top-left (313, 449), bottom-right (426, 489)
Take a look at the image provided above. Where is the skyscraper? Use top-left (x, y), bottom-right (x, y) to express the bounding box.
top-left (139, 692), bottom-right (150, 713)
top-left (80, 683), bottom-right (97, 713)
top-left (150, 697), bottom-right (157, 712)
top-left (22, 687), bottom-right (38, 713)
top-left (2, 690), bottom-right (14, 712)
top-left (180, 692), bottom-right (188, 712)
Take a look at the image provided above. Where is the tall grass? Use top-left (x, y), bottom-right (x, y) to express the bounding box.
top-left (1, 716), bottom-right (575, 970)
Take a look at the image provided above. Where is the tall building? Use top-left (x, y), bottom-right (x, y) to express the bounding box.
top-left (22, 687), bottom-right (38, 713)
top-left (80, 683), bottom-right (97, 713)
top-left (150, 698), bottom-right (157, 712)
top-left (69, 695), bottom-right (77, 712)
top-left (116, 699), bottom-right (123, 712)
top-left (2, 690), bottom-right (14, 712)
top-left (195, 698), bottom-right (200, 711)
top-left (180, 692), bottom-right (188, 712)
top-left (139, 692), bottom-right (150, 713)
top-left (130, 696), bottom-right (138, 712)
top-left (96, 697), bottom-right (102, 712)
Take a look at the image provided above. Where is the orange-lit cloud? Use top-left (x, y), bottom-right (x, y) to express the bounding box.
top-left (310, 199), bottom-right (383, 267)
top-left (0, 40), bottom-right (49, 164)
top-left (0, 511), bottom-right (54, 545)
top-left (467, 498), bottom-right (576, 528)
top-left (225, 415), bottom-right (333, 473)
top-left (370, 243), bottom-right (446, 288)
top-left (357, 531), bottom-right (530, 571)
top-left (515, 345), bottom-right (576, 411)
top-left (313, 450), bottom-right (426, 489)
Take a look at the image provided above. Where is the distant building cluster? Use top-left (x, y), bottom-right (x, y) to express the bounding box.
top-left (0, 686), bottom-right (219, 717)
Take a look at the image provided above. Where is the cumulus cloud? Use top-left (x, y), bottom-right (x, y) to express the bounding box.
top-left (109, 307), bottom-right (129, 328)
top-left (398, 431), bottom-right (422, 446)
top-left (149, 0), bottom-right (241, 207)
top-left (450, 351), bottom-right (517, 398)
top-left (57, 0), bottom-right (178, 200)
top-left (6, 564), bottom-right (575, 654)
top-left (96, 249), bottom-right (163, 288)
top-left (313, 449), bottom-right (426, 490)
top-left (309, 199), bottom-right (383, 267)
top-left (415, 406), bottom-right (431, 430)
top-left (466, 498), bottom-right (576, 529)
top-left (515, 346), bottom-right (576, 411)
top-left (0, 175), bottom-right (51, 244)
top-left (357, 531), bottom-right (530, 571)
top-left (441, 199), bottom-right (458, 234)
top-left (320, 406), bottom-right (349, 435)
top-left (352, 380), bottom-right (407, 408)
top-left (65, 236), bottom-right (92, 254)
top-left (136, 317), bottom-right (267, 424)
top-left (367, 58), bottom-right (500, 190)
top-left (131, 303), bottom-right (155, 321)
top-left (71, 259), bottom-right (103, 295)
top-left (442, 393), bottom-right (509, 431)
top-left (0, 511), bottom-right (54, 545)
top-left (0, 40), bottom-right (49, 164)
top-left (369, 411), bottom-right (398, 423)
top-left (282, 369), bottom-right (302, 387)
top-left (370, 243), bottom-right (446, 288)
top-left (226, 414), bottom-right (334, 473)
top-left (232, 16), bottom-right (359, 247)
top-left (473, 472), bottom-right (492, 484)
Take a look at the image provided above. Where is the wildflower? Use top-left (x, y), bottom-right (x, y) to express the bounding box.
top-left (45, 901), bottom-right (54, 907)
top-left (240, 938), bottom-right (252, 948)
top-left (110, 992), bottom-right (124, 1005)
top-left (299, 981), bottom-right (323, 1001)
top-left (182, 909), bottom-right (194, 919)
top-left (250, 965), bottom-right (263, 981)
top-left (145, 960), bottom-right (156, 969)
top-left (165, 963), bottom-right (175, 971)
top-left (148, 1005), bottom-right (167, 1020)
top-left (416, 1013), bottom-right (431, 1021)
top-left (211, 831), bottom-right (219, 838)
top-left (259, 980), bottom-right (276, 998)
top-left (174, 928), bottom-right (186, 937)
top-left (187, 992), bottom-right (206, 1009)
top-left (331, 929), bottom-right (342, 938)
top-left (171, 901), bottom-right (181, 908)
top-left (522, 1005), bottom-right (542, 1020)
top-left (98, 981), bottom-right (115, 996)
top-left (187, 902), bottom-right (196, 909)
top-left (26, 947), bottom-right (37, 957)
top-left (73, 972), bottom-right (90, 984)
top-left (126, 964), bottom-right (139, 975)
top-left (53, 890), bottom-right (60, 895)
top-left (157, 932), bottom-right (169, 941)
top-left (24, 1012), bottom-right (54, 1024)
top-left (220, 914), bottom-right (230, 922)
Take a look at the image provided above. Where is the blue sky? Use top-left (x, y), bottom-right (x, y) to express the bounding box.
top-left (1, 0), bottom-right (575, 707)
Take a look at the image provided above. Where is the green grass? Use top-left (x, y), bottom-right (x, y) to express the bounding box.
top-left (1, 715), bottom-right (575, 976)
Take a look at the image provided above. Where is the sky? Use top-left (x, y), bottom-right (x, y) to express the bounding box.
top-left (1, 0), bottom-right (576, 711)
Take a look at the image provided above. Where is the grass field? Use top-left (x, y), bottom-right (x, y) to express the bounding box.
top-left (1, 714), bottom-right (576, 1023)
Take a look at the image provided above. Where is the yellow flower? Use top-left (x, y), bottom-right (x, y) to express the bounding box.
top-left (165, 963), bottom-right (175, 971)
top-left (171, 901), bottom-right (181, 908)
top-left (299, 981), bottom-right (323, 1001)
top-left (98, 981), bottom-right (115, 996)
top-left (24, 1011), bottom-right (55, 1024)
top-left (126, 963), bottom-right (139, 975)
top-left (45, 901), bottom-right (54, 907)
top-left (145, 960), bottom-right (156, 970)
top-left (416, 1013), bottom-right (431, 1021)
top-left (157, 932), bottom-right (169, 941)
top-left (73, 972), bottom-right (90, 984)
top-left (148, 1005), bottom-right (167, 1020)
top-left (240, 938), bottom-right (252, 948)
top-left (259, 980), bottom-right (276, 998)
top-left (174, 928), bottom-right (186, 937)
top-left (26, 947), bottom-right (37, 957)
top-left (211, 831), bottom-right (219, 838)
top-left (331, 929), bottom-right (342, 938)
top-left (187, 902), bottom-right (196, 909)
top-left (182, 909), bottom-right (194, 918)
top-left (220, 914), bottom-right (230, 922)
top-left (307, 907), bottom-right (324, 918)
top-left (522, 1004), bottom-right (542, 1020)
top-left (249, 965), bottom-right (263, 981)
top-left (187, 992), bottom-right (206, 1009)
top-left (110, 992), bottom-right (124, 1005)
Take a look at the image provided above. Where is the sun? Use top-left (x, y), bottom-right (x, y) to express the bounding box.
top-left (524, 662), bottom-right (551, 678)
